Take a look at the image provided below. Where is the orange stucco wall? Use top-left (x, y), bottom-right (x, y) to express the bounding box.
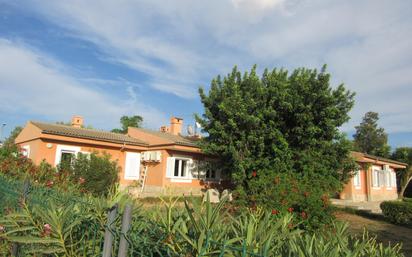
top-left (15, 122), bottom-right (220, 196)
top-left (16, 134), bottom-right (213, 194)
top-left (340, 162), bottom-right (399, 202)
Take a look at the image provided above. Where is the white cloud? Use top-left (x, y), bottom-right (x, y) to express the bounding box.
top-left (0, 39), bottom-right (167, 129)
top-left (7, 0), bottom-right (412, 133)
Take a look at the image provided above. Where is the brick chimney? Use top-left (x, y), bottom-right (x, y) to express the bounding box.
top-left (170, 117), bottom-right (183, 135)
top-left (71, 115), bottom-right (84, 128)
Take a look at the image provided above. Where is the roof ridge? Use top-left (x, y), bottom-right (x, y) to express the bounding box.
top-left (30, 120), bottom-right (148, 146)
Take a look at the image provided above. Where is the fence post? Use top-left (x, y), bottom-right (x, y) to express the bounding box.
top-left (102, 203), bottom-right (118, 257)
top-left (11, 178), bottom-right (30, 257)
top-left (117, 203), bottom-right (133, 257)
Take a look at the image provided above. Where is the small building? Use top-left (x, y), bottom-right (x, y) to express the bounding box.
top-left (15, 116), bottom-right (221, 196)
top-left (340, 152), bottom-right (407, 202)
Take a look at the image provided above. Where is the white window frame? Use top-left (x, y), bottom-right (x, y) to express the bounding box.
top-left (372, 168), bottom-right (381, 189)
top-left (353, 170), bottom-right (361, 189)
top-left (55, 145), bottom-right (80, 166)
top-left (166, 155), bottom-right (193, 183)
top-left (21, 145), bottom-right (30, 158)
top-left (124, 152), bottom-right (141, 180)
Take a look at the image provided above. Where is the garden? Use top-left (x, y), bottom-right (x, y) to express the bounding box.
top-left (1, 66), bottom-right (411, 256)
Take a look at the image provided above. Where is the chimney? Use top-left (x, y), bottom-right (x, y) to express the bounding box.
top-left (159, 125), bottom-right (169, 133)
top-left (71, 115), bottom-right (84, 128)
top-left (170, 117), bottom-right (183, 135)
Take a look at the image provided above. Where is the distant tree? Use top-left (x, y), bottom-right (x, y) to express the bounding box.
top-left (2, 126), bottom-right (23, 149)
top-left (353, 112), bottom-right (390, 157)
top-left (391, 147), bottom-right (412, 197)
top-left (111, 115), bottom-right (143, 134)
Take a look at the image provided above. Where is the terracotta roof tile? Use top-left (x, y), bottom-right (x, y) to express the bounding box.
top-left (31, 121), bottom-right (147, 146)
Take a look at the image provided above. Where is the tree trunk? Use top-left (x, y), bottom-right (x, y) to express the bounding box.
top-left (400, 175), bottom-right (412, 198)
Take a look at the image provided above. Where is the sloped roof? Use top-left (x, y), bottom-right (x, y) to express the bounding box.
top-left (133, 127), bottom-right (199, 147)
top-left (31, 121), bottom-right (147, 146)
top-left (351, 151), bottom-right (407, 167)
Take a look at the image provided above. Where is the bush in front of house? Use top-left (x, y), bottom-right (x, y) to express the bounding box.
top-left (0, 143), bottom-right (119, 196)
top-left (380, 200), bottom-right (412, 225)
top-left (68, 152), bottom-right (120, 196)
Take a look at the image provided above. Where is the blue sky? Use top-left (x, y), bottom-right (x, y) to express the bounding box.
top-left (0, 0), bottom-right (411, 148)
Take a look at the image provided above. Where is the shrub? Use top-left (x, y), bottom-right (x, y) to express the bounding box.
top-left (381, 200), bottom-right (412, 225)
top-left (69, 152), bottom-right (119, 196)
top-left (243, 172), bottom-right (335, 230)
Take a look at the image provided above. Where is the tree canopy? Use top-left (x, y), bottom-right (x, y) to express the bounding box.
top-left (353, 111), bottom-right (390, 157)
top-left (196, 65), bottom-right (356, 207)
top-left (111, 115), bottom-right (143, 134)
top-left (391, 147), bottom-right (412, 197)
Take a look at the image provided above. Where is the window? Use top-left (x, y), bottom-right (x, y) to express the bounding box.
top-left (60, 151), bottom-right (75, 166)
top-left (173, 159), bottom-right (188, 178)
top-left (166, 156), bottom-right (193, 181)
top-left (372, 169), bottom-right (381, 188)
top-left (353, 170), bottom-right (361, 188)
top-left (54, 145), bottom-right (80, 166)
top-left (206, 169), bottom-right (217, 179)
top-left (21, 145), bottom-right (30, 158)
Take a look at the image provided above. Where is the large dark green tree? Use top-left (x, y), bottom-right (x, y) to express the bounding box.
top-left (197, 65), bottom-right (356, 209)
top-left (353, 111), bottom-right (390, 157)
top-left (391, 147), bottom-right (412, 197)
top-left (111, 115), bottom-right (143, 134)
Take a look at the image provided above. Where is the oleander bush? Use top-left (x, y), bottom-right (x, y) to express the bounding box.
top-left (0, 144), bottom-right (119, 196)
top-left (381, 200), bottom-right (412, 226)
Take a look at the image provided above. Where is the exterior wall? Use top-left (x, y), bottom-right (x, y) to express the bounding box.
top-left (369, 165), bottom-right (398, 201)
top-left (340, 162), bottom-right (399, 202)
top-left (141, 150), bottom-right (221, 196)
top-left (340, 164), bottom-right (368, 202)
top-left (17, 138), bottom-right (143, 187)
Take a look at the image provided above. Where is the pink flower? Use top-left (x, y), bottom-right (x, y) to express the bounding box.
top-left (79, 177), bottom-right (85, 184)
top-left (46, 181), bottom-right (54, 188)
top-left (0, 225), bottom-right (5, 233)
top-left (288, 207), bottom-right (294, 213)
top-left (43, 224), bottom-right (52, 237)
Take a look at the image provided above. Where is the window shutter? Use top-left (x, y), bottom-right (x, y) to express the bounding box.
top-left (124, 152), bottom-right (140, 180)
top-left (187, 159), bottom-right (194, 179)
top-left (386, 171), bottom-right (391, 187)
top-left (372, 170), bottom-right (378, 187)
top-left (166, 157), bottom-right (174, 178)
top-left (392, 172), bottom-right (397, 187)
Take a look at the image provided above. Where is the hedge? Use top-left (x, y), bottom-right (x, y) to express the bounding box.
top-left (380, 200), bottom-right (412, 225)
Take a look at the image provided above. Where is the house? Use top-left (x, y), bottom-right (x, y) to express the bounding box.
top-left (340, 152), bottom-right (407, 202)
top-left (15, 116), bottom-right (221, 196)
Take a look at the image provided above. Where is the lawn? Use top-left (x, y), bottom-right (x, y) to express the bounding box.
top-left (335, 211), bottom-right (412, 256)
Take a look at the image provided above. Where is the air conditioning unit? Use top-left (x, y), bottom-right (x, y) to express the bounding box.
top-left (141, 152), bottom-right (151, 161)
top-left (140, 151), bottom-right (161, 162)
top-left (151, 151), bottom-right (161, 162)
